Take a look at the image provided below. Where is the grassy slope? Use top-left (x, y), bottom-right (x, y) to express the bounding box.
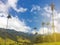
top-left (0, 37), bottom-right (31, 45)
top-left (34, 42), bottom-right (60, 45)
top-left (1, 37), bottom-right (60, 45)
top-left (1, 33), bottom-right (60, 45)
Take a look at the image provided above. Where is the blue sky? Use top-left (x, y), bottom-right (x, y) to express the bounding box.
top-left (12, 0), bottom-right (52, 29)
top-left (11, 0), bottom-right (51, 28)
top-left (1, 0), bottom-right (60, 34)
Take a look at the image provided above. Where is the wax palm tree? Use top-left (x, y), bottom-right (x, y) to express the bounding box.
top-left (6, 15), bottom-right (11, 29)
top-left (42, 22), bottom-right (45, 34)
top-left (33, 27), bottom-right (38, 43)
top-left (51, 3), bottom-right (56, 42)
top-left (34, 27), bottom-right (38, 35)
top-left (46, 22), bottom-right (50, 42)
top-left (31, 27), bottom-right (37, 44)
top-left (46, 22), bottom-right (50, 34)
top-left (42, 22), bottom-right (45, 42)
top-left (5, 14), bottom-right (12, 45)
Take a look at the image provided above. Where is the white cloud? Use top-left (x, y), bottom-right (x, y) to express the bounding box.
top-left (0, 1), bottom-right (7, 13)
top-left (14, 7), bottom-right (27, 12)
top-left (31, 5), bottom-right (41, 12)
top-left (31, 30), bottom-right (36, 34)
top-left (0, 0), bottom-right (27, 13)
top-left (31, 27), bottom-right (53, 34)
top-left (0, 16), bottom-right (31, 32)
top-left (38, 5), bottom-right (60, 34)
top-left (38, 27), bottom-right (53, 34)
top-left (43, 5), bottom-right (52, 14)
top-left (42, 5), bottom-right (52, 18)
top-left (7, 0), bottom-right (27, 12)
top-left (0, 0), bottom-right (31, 32)
top-left (0, 1), bottom-right (8, 17)
top-left (31, 4), bottom-right (60, 34)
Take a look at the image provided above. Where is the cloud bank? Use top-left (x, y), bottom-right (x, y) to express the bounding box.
top-left (0, 0), bottom-right (31, 32)
top-left (31, 5), bottom-right (60, 34)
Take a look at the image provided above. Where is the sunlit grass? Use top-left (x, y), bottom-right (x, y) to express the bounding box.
top-left (0, 37), bottom-right (31, 45)
top-left (0, 33), bottom-right (60, 45)
top-left (34, 42), bottom-right (60, 45)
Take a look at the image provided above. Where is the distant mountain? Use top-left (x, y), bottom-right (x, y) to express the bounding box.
top-left (0, 28), bottom-right (34, 42)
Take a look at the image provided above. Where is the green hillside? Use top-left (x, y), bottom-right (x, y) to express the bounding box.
top-left (0, 37), bottom-right (31, 45)
top-left (0, 28), bottom-right (31, 45)
top-left (0, 28), bottom-right (60, 45)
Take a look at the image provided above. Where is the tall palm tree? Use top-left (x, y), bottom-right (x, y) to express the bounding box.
top-left (51, 3), bottom-right (56, 42)
top-left (32, 27), bottom-right (38, 44)
top-left (5, 15), bottom-right (11, 45)
top-left (34, 27), bottom-right (38, 35)
top-left (6, 15), bottom-right (11, 29)
top-left (42, 22), bottom-right (45, 42)
top-left (46, 22), bottom-right (50, 42)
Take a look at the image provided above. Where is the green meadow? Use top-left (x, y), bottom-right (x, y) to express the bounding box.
top-left (34, 42), bottom-right (60, 45)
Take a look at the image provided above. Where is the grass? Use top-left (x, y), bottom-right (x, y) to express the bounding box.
top-left (1, 36), bottom-right (60, 45)
top-left (0, 40), bottom-right (60, 45)
top-left (34, 42), bottom-right (60, 45)
top-left (0, 37), bottom-right (31, 45)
